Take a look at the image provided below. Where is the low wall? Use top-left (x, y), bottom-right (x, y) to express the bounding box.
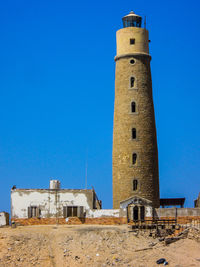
top-left (159, 216), bottom-right (200, 224)
top-left (11, 217), bottom-right (127, 226)
top-left (11, 215), bottom-right (200, 226)
top-left (155, 208), bottom-right (200, 217)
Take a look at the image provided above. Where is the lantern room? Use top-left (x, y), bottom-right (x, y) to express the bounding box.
top-left (122, 11), bottom-right (142, 28)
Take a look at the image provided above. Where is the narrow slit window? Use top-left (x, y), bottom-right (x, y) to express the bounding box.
top-left (132, 153), bottom-right (137, 165)
top-left (130, 38), bottom-right (135, 45)
top-left (130, 77), bottom-right (135, 88)
top-left (132, 128), bottom-right (136, 139)
top-left (133, 179), bottom-right (138, 191)
top-left (131, 101), bottom-right (136, 113)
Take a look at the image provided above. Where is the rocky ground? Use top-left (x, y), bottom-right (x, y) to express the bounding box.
top-left (0, 225), bottom-right (200, 267)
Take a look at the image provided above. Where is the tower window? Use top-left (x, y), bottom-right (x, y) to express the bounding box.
top-left (132, 128), bottom-right (136, 139)
top-left (133, 179), bottom-right (138, 191)
top-left (132, 153), bottom-right (137, 165)
top-left (131, 101), bottom-right (136, 113)
top-left (130, 38), bottom-right (135, 45)
top-left (130, 59), bottom-right (135, 64)
top-left (130, 77), bottom-right (135, 88)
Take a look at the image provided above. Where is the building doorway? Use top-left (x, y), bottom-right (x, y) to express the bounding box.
top-left (132, 206), bottom-right (145, 221)
top-left (133, 206), bottom-right (139, 221)
top-left (140, 206), bottom-right (145, 221)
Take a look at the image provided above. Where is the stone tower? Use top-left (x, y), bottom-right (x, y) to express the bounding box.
top-left (112, 11), bottom-right (159, 209)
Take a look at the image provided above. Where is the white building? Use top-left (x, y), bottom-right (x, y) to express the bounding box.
top-left (0, 212), bottom-right (9, 227)
top-left (11, 180), bottom-right (104, 219)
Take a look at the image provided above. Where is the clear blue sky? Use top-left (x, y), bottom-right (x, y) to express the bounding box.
top-left (0, 0), bottom-right (200, 212)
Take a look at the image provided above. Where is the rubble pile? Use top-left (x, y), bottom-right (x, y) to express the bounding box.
top-left (186, 227), bottom-right (200, 242)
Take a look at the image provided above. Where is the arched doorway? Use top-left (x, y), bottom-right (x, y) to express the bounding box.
top-left (133, 206), bottom-right (139, 221)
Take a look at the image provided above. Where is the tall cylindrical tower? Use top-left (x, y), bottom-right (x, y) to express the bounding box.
top-left (112, 11), bottom-right (159, 209)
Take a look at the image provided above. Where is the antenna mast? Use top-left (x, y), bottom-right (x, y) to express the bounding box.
top-left (144, 15), bottom-right (146, 29)
top-left (85, 149), bottom-right (88, 189)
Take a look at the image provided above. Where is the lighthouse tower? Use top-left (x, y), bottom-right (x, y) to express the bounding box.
top-left (112, 11), bottom-right (159, 210)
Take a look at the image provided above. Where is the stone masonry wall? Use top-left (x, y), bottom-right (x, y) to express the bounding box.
top-left (113, 53), bottom-right (159, 209)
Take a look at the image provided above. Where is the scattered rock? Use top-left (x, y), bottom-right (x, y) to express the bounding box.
top-left (149, 242), bottom-right (157, 247)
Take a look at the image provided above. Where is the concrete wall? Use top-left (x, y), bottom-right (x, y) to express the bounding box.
top-left (0, 212), bottom-right (9, 226)
top-left (11, 189), bottom-right (96, 219)
top-left (88, 209), bottom-right (120, 218)
top-left (155, 208), bottom-right (200, 217)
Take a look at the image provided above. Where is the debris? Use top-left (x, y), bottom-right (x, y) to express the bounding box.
top-left (149, 242), bottom-right (157, 247)
top-left (11, 222), bottom-right (16, 229)
top-left (156, 258), bottom-right (166, 264)
top-left (156, 258), bottom-right (168, 265)
top-left (178, 229), bottom-right (189, 238)
top-left (135, 247), bottom-right (153, 252)
top-left (165, 237), bottom-right (180, 245)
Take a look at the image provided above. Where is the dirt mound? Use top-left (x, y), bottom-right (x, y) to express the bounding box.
top-left (0, 225), bottom-right (200, 266)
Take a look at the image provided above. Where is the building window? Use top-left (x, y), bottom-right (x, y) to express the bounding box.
top-left (130, 77), bottom-right (135, 88)
top-left (63, 206), bottom-right (84, 218)
top-left (132, 153), bottom-right (137, 165)
top-left (132, 128), bottom-right (136, 139)
top-left (133, 179), bottom-right (138, 191)
top-left (130, 38), bottom-right (135, 45)
top-left (65, 206), bottom-right (77, 217)
top-left (131, 101), bottom-right (136, 113)
top-left (28, 206), bottom-right (40, 218)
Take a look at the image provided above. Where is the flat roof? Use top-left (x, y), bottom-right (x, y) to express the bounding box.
top-left (160, 198), bottom-right (185, 206)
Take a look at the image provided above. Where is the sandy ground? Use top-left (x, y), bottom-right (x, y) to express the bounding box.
top-left (0, 224), bottom-right (200, 267)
